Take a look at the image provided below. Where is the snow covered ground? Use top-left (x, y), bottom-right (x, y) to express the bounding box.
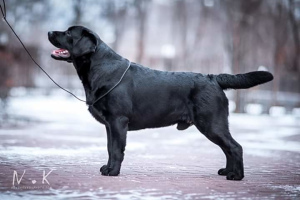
top-left (4, 90), bottom-right (300, 153)
top-left (0, 91), bottom-right (299, 199)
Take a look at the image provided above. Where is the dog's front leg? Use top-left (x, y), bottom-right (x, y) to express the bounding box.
top-left (100, 126), bottom-right (112, 172)
top-left (100, 116), bottom-right (128, 176)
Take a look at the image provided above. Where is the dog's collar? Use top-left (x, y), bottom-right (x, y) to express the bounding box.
top-left (89, 59), bottom-right (131, 107)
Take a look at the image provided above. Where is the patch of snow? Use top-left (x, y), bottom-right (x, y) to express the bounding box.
top-left (6, 95), bottom-right (93, 124)
top-left (228, 100), bottom-right (236, 113)
top-left (269, 106), bottom-right (286, 117)
top-left (126, 142), bottom-right (147, 151)
top-left (271, 185), bottom-right (300, 193)
top-left (0, 146), bottom-right (106, 159)
top-left (243, 141), bottom-right (300, 152)
top-left (245, 103), bottom-right (263, 115)
top-left (292, 108), bottom-right (300, 117)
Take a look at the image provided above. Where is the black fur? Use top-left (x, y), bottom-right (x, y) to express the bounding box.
top-left (48, 26), bottom-right (273, 181)
top-left (216, 71), bottom-right (273, 90)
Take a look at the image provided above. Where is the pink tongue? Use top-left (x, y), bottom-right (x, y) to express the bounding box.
top-left (52, 48), bottom-right (70, 58)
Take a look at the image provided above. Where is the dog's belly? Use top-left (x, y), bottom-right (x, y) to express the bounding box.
top-left (128, 117), bottom-right (181, 131)
top-left (128, 117), bottom-right (178, 130)
top-left (127, 100), bottom-right (192, 131)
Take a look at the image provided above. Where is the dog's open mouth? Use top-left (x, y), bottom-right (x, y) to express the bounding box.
top-left (51, 48), bottom-right (70, 59)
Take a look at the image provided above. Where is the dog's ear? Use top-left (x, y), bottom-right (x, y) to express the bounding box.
top-left (72, 29), bottom-right (97, 57)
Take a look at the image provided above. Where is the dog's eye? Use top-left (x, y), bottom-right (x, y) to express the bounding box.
top-left (66, 31), bottom-right (71, 36)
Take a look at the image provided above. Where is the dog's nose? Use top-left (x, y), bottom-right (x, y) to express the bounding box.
top-left (48, 31), bottom-right (53, 38)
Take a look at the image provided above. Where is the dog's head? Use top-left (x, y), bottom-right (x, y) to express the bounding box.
top-left (48, 26), bottom-right (99, 62)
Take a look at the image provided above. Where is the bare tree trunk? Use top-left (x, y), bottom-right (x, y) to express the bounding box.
top-left (73, 0), bottom-right (83, 25)
top-left (288, 0), bottom-right (300, 93)
top-left (135, 0), bottom-right (150, 63)
top-left (271, 2), bottom-right (289, 106)
top-left (222, 0), bottom-right (262, 113)
top-left (232, 23), bottom-right (243, 113)
top-left (109, 1), bottom-right (128, 52)
top-left (173, 0), bottom-right (187, 68)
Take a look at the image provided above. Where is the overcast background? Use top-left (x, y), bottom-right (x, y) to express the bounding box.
top-left (0, 0), bottom-right (300, 124)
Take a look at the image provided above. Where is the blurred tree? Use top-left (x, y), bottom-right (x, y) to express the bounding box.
top-left (0, 0), bottom-right (299, 113)
top-left (0, 0), bottom-right (50, 91)
top-left (73, 0), bottom-right (84, 24)
top-left (101, 0), bottom-right (130, 51)
top-left (222, 0), bottom-right (263, 113)
top-left (288, 0), bottom-right (300, 94)
top-left (173, 0), bottom-right (187, 68)
top-left (134, 0), bottom-right (151, 63)
top-left (267, 0), bottom-right (290, 106)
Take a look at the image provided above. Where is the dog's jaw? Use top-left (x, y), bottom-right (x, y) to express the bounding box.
top-left (51, 48), bottom-right (70, 59)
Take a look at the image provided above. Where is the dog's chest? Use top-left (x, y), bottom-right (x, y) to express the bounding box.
top-left (88, 106), bottom-right (107, 125)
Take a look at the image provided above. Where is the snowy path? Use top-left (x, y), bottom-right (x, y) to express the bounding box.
top-left (0, 95), bottom-right (299, 199)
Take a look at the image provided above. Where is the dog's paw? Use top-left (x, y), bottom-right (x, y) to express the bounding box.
top-left (100, 165), bottom-right (120, 176)
top-left (100, 165), bottom-right (109, 175)
top-left (226, 172), bottom-right (244, 181)
top-left (218, 168), bottom-right (230, 176)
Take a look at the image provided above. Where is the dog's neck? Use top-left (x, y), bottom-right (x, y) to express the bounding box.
top-left (72, 42), bottom-right (127, 105)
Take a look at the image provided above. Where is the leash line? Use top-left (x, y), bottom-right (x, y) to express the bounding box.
top-left (91, 61), bottom-right (131, 106)
top-left (0, 0), bottom-right (86, 102)
top-left (0, 0), bottom-right (5, 18)
top-left (1, 0), bottom-right (132, 106)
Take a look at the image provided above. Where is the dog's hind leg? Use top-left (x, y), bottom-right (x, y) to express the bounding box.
top-left (194, 110), bottom-right (244, 180)
top-left (191, 87), bottom-right (244, 180)
top-left (194, 112), bottom-right (244, 180)
top-left (100, 116), bottom-right (128, 176)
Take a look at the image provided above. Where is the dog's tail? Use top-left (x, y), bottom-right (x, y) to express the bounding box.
top-left (216, 71), bottom-right (273, 90)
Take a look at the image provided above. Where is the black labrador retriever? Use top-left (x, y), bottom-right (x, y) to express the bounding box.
top-left (48, 26), bottom-right (273, 180)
